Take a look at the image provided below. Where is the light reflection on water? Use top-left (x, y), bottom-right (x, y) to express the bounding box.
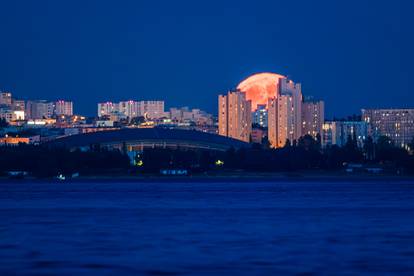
top-left (0, 181), bottom-right (414, 275)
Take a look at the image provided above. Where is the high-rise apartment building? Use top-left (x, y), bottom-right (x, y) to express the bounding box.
top-left (55, 100), bottom-right (73, 116)
top-left (26, 100), bottom-right (54, 119)
top-left (218, 91), bottom-right (252, 142)
top-left (138, 101), bottom-right (165, 119)
top-left (0, 92), bottom-right (12, 107)
top-left (119, 101), bottom-right (140, 118)
top-left (362, 108), bottom-right (414, 149)
top-left (237, 73), bottom-right (304, 147)
top-left (302, 99), bottom-right (324, 138)
top-left (252, 104), bottom-right (268, 128)
top-left (98, 102), bottom-right (119, 117)
top-left (25, 100), bottom-right (73, 119)
top-left (267, 79), bottom-right (302, 148)
top-left (12, 99), bottom-right (25, 111)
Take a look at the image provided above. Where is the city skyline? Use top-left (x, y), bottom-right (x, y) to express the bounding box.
top-left (1, 69), bottom-right (412, 121)
top-left (0, 69), bottom-right (412, 119)
top-left (1, 1), bottom-right (413, 117)
top-left (1, 2), bottom-right (414, 275)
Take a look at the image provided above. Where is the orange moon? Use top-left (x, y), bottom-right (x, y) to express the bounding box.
top-left (237, 72), bottom-right (286, 111)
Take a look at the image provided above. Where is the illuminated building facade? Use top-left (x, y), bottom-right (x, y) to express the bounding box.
top-left (138, 101), bottom-right (165, 119)
top-left (302, 99), bottom-right (324, 138)
top-left (0, 92), bottom-right (26, 123)
top-left (0, 92), bottom-right (12, 107)
top-left (13, 110), bottom-right (25, 121)
top-left (0, 92), bottom-right (13, 122)
top-left (98, 100), bottom-right (165, 119)
top-left (119, 101), bottom-right (140, 118)
top-left (12, 99), bottom-right (25, 111)
top-left (0, 109), bottom-right (24, 122)
top-left (362, 108), bottom-right (414, 149)
top-left (236, 73), bottom-right (303, 147)
top-left (98, 102), bottom-right (119, 117)
top-left (218, 91), bottom-right (252, 142)
top-left (0, 109), bottom-right (13, 122)
top-left (169, 107), bottom-right (213, 125)
top-left (267, 78), bottom-right (302, 148)
top-left (55, 100), bottom-right (73, 116)
top-left (322, 121), bottom-right (369, 148)
top-left (252, 104), bottom-right (268, 128)
top-left (0, 135), bottom-right (40, 146)
top-left (25, 100), bottom-right (54, 119)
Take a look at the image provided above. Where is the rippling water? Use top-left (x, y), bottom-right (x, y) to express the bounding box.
top-left (1, 180), bottom-right (414, 275)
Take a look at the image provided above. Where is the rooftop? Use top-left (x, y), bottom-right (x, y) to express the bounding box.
top-left (47, 128), bottom-right (249, 151)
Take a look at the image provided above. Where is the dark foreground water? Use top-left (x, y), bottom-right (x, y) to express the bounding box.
top-left (1, 180), bottom-right (414, 275)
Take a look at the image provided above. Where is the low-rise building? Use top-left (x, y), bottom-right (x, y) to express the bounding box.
top-left (0, 108), bottom-right (25, 122)
top-left (95, 120), bottom-right (115, 127)
top-left (98, 100), bottom-right (166, 120)
top-left (169, 107), bottom-right (213, 125)
top-left (323, 121), bottom-right (369, 148)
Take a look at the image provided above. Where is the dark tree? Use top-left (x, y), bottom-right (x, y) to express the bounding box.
top-left (315, 133), bottom-right (322, 150)
top-left (130, 116), bottom-right (146, 125)
top-left (298, 135), bottom-right (317, 151)
top-left (409, 137), bottom-right (414, 154)
top-left (343, 134), bottom-right (363, 163)
top-left (261, 136), bottom-right (270, 149)
top-left (0, 118), bottom-right (8, 128)
top-left (363, 136), bottom-right (375, 161)
top-left (284, 139), bottom-right (291, 148)
top-left (375, 135), bottom-right (409, 163)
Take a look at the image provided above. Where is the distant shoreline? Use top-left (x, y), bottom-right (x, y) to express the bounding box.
top-left (1, 173), bottom-right (414, 183)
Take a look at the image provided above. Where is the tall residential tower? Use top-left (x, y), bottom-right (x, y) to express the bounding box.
top-left (218, 90), bottom-right (252, 142)
top-left (267, 78), bottom-right (302, 147)
top-left (237, 73), bottom-right (303, 148)
top-left (302, 98), bottom-right (325, 139)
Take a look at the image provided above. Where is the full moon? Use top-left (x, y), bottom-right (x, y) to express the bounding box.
top-left (237, 72), bottom-right (286, 111)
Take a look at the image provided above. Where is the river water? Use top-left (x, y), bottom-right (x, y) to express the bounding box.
top-left (0, 180), bottom-right (414, 275)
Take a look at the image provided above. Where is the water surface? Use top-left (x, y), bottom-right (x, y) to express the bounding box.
top-left (1, 180), bottom-right (414, 275)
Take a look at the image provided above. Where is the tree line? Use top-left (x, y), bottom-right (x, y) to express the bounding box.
top-left (0, 144), bottom-right (130, 177)
top-left (137, 134), bottom-right (414, 174)
top-left (0, 134), bottom-right (413, 177)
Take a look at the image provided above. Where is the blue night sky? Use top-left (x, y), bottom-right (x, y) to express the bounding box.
top-left (0, 0), bottom-right (413, 118)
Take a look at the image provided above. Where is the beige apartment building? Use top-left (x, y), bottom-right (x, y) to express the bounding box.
top-left (267, 78), bottom-right (303, 148)
top-left (302, 99), bottom-right (325, 139)
top-left (218, 91), bottom-right (252, 142)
